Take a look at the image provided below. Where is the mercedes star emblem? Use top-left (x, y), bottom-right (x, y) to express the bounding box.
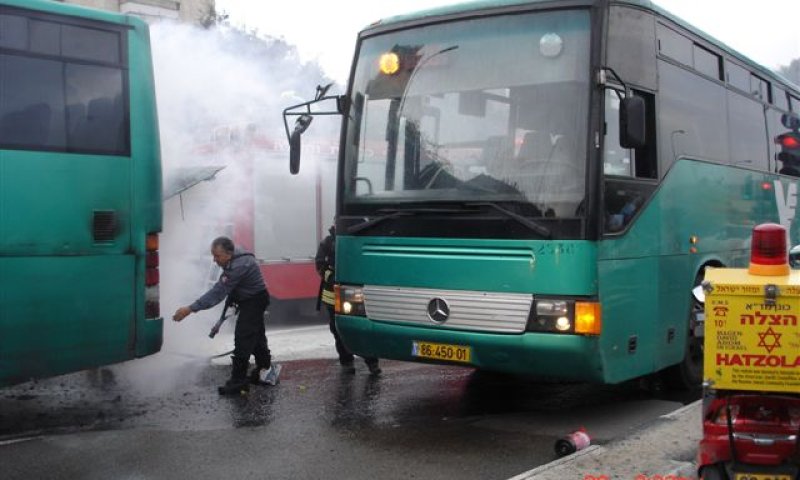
top-left (426, 297), bottom-right (450, 324)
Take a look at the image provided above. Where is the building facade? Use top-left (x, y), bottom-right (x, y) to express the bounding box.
top-left (58, 0), bottom-right (215, 25)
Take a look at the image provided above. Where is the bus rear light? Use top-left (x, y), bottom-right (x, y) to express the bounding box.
top-left (146, 233), bottom-right (159, 251)
top-left (575, 302), bottom-right (602, 335)
top-left (748, 223), bottom-right (789, 276)
top-left (145, 232), bottom-right (159, 288)
top-left (145, 268), bottom-right (159, 287)
top-left (146, 251), bottom-right (159, 268)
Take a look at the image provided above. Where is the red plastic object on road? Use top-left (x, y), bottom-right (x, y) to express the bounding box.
top-left (554, 428), bottom-right (591, 457)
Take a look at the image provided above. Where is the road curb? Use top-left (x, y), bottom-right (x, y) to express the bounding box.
top-left (508, 399), bottom-right (702, 480)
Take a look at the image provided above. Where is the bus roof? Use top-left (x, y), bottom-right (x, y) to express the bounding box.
top-left (1, 0), bottom-right (146, 29)
top-left (366, 0), bottom-right (799, 93)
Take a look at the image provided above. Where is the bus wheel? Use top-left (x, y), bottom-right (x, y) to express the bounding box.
top-left (665, 272), bottom-right (704, 390)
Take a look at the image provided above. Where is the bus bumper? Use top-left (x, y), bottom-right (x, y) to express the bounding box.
top-left (336, 315), bottom-right (605, 382)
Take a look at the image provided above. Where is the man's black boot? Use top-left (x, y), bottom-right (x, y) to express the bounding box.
top-left (366, 360), bottom-right (381, 375)
top-left (219, 357), bottom-right (250, 395)
top-left (339, 357), bottom-right (355, 374)
top-left (218, 378), bottom-right (249, 395)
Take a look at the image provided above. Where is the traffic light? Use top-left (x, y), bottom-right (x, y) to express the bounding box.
top-left (776, 113), bottom-right (800, 175)
top-left (776, 131), bottom-right (800, 164)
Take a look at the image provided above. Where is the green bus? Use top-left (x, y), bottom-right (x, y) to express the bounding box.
top-left (0, 0), bottom-right (162, 386)
top-left (285, 0), bottom-right (800, 388)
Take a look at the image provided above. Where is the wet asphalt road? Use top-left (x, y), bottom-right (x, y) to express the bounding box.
top-left (0, 356), bottom-right (699, 480)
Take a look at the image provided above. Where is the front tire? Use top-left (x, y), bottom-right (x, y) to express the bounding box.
top-left (665, 272), bottom-right (705, 390)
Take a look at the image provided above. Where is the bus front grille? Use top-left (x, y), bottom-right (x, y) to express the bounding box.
top-left (363, 285), bottom-right (532, 333)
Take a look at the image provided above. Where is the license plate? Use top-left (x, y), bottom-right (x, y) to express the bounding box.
top-left (412, 341), bottom-right (472, 363)
top-left (734, 474), bottom-right (792, 480)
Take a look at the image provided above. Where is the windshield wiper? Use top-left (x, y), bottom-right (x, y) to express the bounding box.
top-left (463, 202), bottom-right (552, 238)
top-left (347, 207), bottom-right (465, 234)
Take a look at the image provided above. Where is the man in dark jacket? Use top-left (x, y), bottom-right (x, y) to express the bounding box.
top-left (315, 225), bottom-right (381, 375)
top-left (173, 236), bottom-right (280, 395)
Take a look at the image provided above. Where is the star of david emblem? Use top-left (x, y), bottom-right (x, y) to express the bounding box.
top-left (757, 327), bottom-right (782, 354)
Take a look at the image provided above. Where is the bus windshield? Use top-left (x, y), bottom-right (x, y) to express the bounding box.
top-left (343, 9), bottom-right (590, 220)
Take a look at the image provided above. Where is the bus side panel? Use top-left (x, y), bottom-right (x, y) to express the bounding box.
top-left (0, 255), bottom-right (135, 385)
top-left (0, 151), bottom-right (132, 255)
top-left (127, 19), bottom-right (164, 356)
top-left (599, 160), bottom-right (784, 382)
top-left (597, 256), bottom-right (659, 382)
top-left (127, 18), bottom-right (162, 239)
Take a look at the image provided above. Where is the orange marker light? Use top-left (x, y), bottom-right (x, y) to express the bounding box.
top-left (334, 284), bottom-right (342, 314)
top-left (146, 233), bottom-right (159, 251)
top-left (575, 302), bottom-right (602, 335)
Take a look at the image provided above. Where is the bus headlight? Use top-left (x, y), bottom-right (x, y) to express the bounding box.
top-left (527, 298), bottom-right (602, 335)
top-left (554, 316), bottom-right (572, 331)
top-left (335, 284), bottom-right (366, 316)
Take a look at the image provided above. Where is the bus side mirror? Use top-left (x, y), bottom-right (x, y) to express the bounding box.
top-left (289, 115), bottom-right (313, 175)
top-left (620, 96), bottom-right (645, 149)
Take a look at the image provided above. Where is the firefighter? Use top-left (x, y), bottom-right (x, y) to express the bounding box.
top-left (173, 236), bottom-right (280, 395)
top-left (315, 225), bottom-right (381, 375)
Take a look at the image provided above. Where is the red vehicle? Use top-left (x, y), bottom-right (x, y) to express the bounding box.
top-left (698, 393), bottom-right (800, 479)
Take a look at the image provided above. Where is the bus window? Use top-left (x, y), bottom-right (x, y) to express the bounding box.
top-left (693, 44), bottom-right (722, 80)
top-left (62, 24), bottom-right (121, 64)
top-left (0, 55), bottom-right (67, 148)
top-left (726, 62), bottom-right (750, 92)
top-left (603, 90), bottom-right (632, 177)
top-left (0, 13), bottom-right (27, 49)
top-left (30, 20), bottom-right (60, 56)
top-left (603, 88), bottom-right (656, 178)
top-left (750, 74), bottom-right (770, 103)
top-left (728, 91), bottom-right (768, 168)
top-left (773, 86), bottom-right (789, 111)
top-left (0, 14), bottom-right (128, 155)
top-left (66, 64), bottom-right (126, 153)
top-left (603, 89), bottom-right (656, 233)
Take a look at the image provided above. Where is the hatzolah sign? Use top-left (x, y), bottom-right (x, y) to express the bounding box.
top-left (704, 268), bottom-right (800, 393)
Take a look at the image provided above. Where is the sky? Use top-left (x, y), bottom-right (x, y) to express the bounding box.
top-left (216, 0), bottom-right (800, 84)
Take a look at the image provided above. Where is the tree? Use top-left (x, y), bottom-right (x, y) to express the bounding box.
top-left (198, 4), bottom-right (229, 29)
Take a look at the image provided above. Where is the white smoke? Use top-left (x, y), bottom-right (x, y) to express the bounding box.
top-left (114, 21), bottom-right (338, 392)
